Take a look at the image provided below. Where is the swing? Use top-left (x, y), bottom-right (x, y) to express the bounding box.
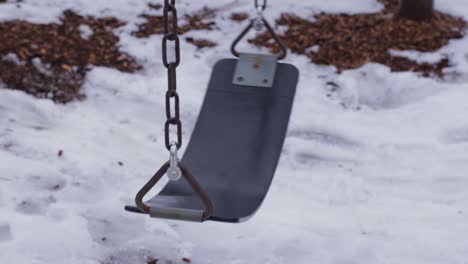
top-left (125, 0), bottom-right (299, 222)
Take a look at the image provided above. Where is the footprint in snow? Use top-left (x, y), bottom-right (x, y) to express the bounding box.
top-left (287, 129), bottom-right (360, 166)
top-left (440, 127), bottom-right (468, 144)
top-left (294, 152), bottom-right (330, 165)
top-left (86, 217), bottom-right (130, 246)
top-left (289, 129), bottom-right (360, 148)
top-left (86, 210), bottom-right (185, 263)
top-left (0, 140), bottom-right (49, 160)
top-left (323, 80), bottom-right (361, 110)
top-left (101, 248), bottom-right (160, 264)
top-left (85, 212), bottom-right (154, 247)
top-left (26, 174), bottom-right (67, 192)
top-left (15, 196), bottom-right (56, 215)
top-left (0, 224), bottom-right (13, 243)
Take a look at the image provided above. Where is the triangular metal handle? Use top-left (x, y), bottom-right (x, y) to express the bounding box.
top-left (128, 161), bottom-right (214, 221)
top-left (231, 17), bottom-right (287, 60)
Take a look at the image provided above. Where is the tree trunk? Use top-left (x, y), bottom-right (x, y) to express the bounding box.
top-left (399, 0), bottom-right (434, 21)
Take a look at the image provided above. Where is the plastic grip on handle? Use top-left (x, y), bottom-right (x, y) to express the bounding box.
top-left (149, 207), bottom-right (205, 222)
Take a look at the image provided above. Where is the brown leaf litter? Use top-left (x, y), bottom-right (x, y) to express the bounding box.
top-left (230, 12), bottom-right (249, 22)
top-left (0, 10), bottom-right (141, 103)
top-left (185, 37), bottom-right (217, 49)
top-left (249, 0), bottom-right (466, 77)
top-left (0, 4), bottom-right (221, 104)
top-left (133, 6), bottom-right (218, 50)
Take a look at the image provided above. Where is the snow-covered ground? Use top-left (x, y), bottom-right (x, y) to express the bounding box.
top-left (1, 0), bottom-right (468, 263)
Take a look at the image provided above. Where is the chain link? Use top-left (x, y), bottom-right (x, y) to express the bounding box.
top-left (163, 0), bottom-right (182, 150)
top-left (253, 0), bottom-right (267, 31)
top-left (255, 0), bottom-right (267, 11)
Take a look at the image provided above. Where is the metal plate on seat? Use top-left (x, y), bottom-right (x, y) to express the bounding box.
top-left (232, 53), bottom-right (278, 88)
top-left (132, 58), bottom-right (298, 223)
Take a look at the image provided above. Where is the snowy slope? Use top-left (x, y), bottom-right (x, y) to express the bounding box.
top-left (1, 1), bottom-right (468, 263)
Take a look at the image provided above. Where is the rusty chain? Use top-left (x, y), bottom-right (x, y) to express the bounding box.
top-left (163, 0), bottom-right (182, 150)
top-left (130, 0), bottom-right (213, 219)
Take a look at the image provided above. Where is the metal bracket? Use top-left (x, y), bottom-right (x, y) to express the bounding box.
top-left (127, 161), bottom-right (214, 221)
top-left (232, 53), bottom-right (278, 88)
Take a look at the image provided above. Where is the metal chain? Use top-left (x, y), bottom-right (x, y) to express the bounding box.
top-left (231, 0), bottom-right (286, 59)
top-left (128, 0), bottom-right (214, 221)
top-left (255, 0), bottom-right (267, 11)
top-left (253, 0), bottom-right (267, 31)
top-left (162, 0), bottom-right (182, 150)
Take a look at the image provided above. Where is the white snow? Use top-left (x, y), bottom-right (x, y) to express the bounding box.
top-left (79, 24), bottom-right (94, 40)
top-left (0, 224), bottom-right (12, 242)
top-left (1, 1), bottom-right (468, 264)
top-left (306, 45), bottom-right (321, 54)
top-left (436, 0), bottom-right (468, 20)
top-left (302, 0), bottom-right (383, 15)
top-left (2, 53), bottom-right (23, 65)
top-left (32, 58), bottom-right (53, 76)
top-left (388, 49), bottom-right (445, 65)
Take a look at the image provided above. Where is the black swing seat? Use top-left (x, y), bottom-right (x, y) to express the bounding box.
top-left (125, 58), bottom-right (298, 222)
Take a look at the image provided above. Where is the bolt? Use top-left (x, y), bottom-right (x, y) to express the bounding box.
top-left (263, 79), bottom-right (268, 83)
top-left (237, 76), bottom-right (244, 82)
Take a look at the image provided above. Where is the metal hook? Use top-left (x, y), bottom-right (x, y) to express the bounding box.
top-left (253, 11), bottom-right (264, 31)
top-left (253, 0), bottom-right (265, 31)
top-left (166, 142), bottom-right (182, 181)
top-left (231, 17), bottom-right (287, 60)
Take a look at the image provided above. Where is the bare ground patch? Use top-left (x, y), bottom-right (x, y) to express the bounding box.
top-left (133, 5), bottom-right (218, 49)
top-left (0, 10), bottom-right (141, 103)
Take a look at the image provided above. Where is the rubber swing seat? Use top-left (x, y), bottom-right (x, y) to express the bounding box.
top-left (125, 58), bottom-right (298, 222)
